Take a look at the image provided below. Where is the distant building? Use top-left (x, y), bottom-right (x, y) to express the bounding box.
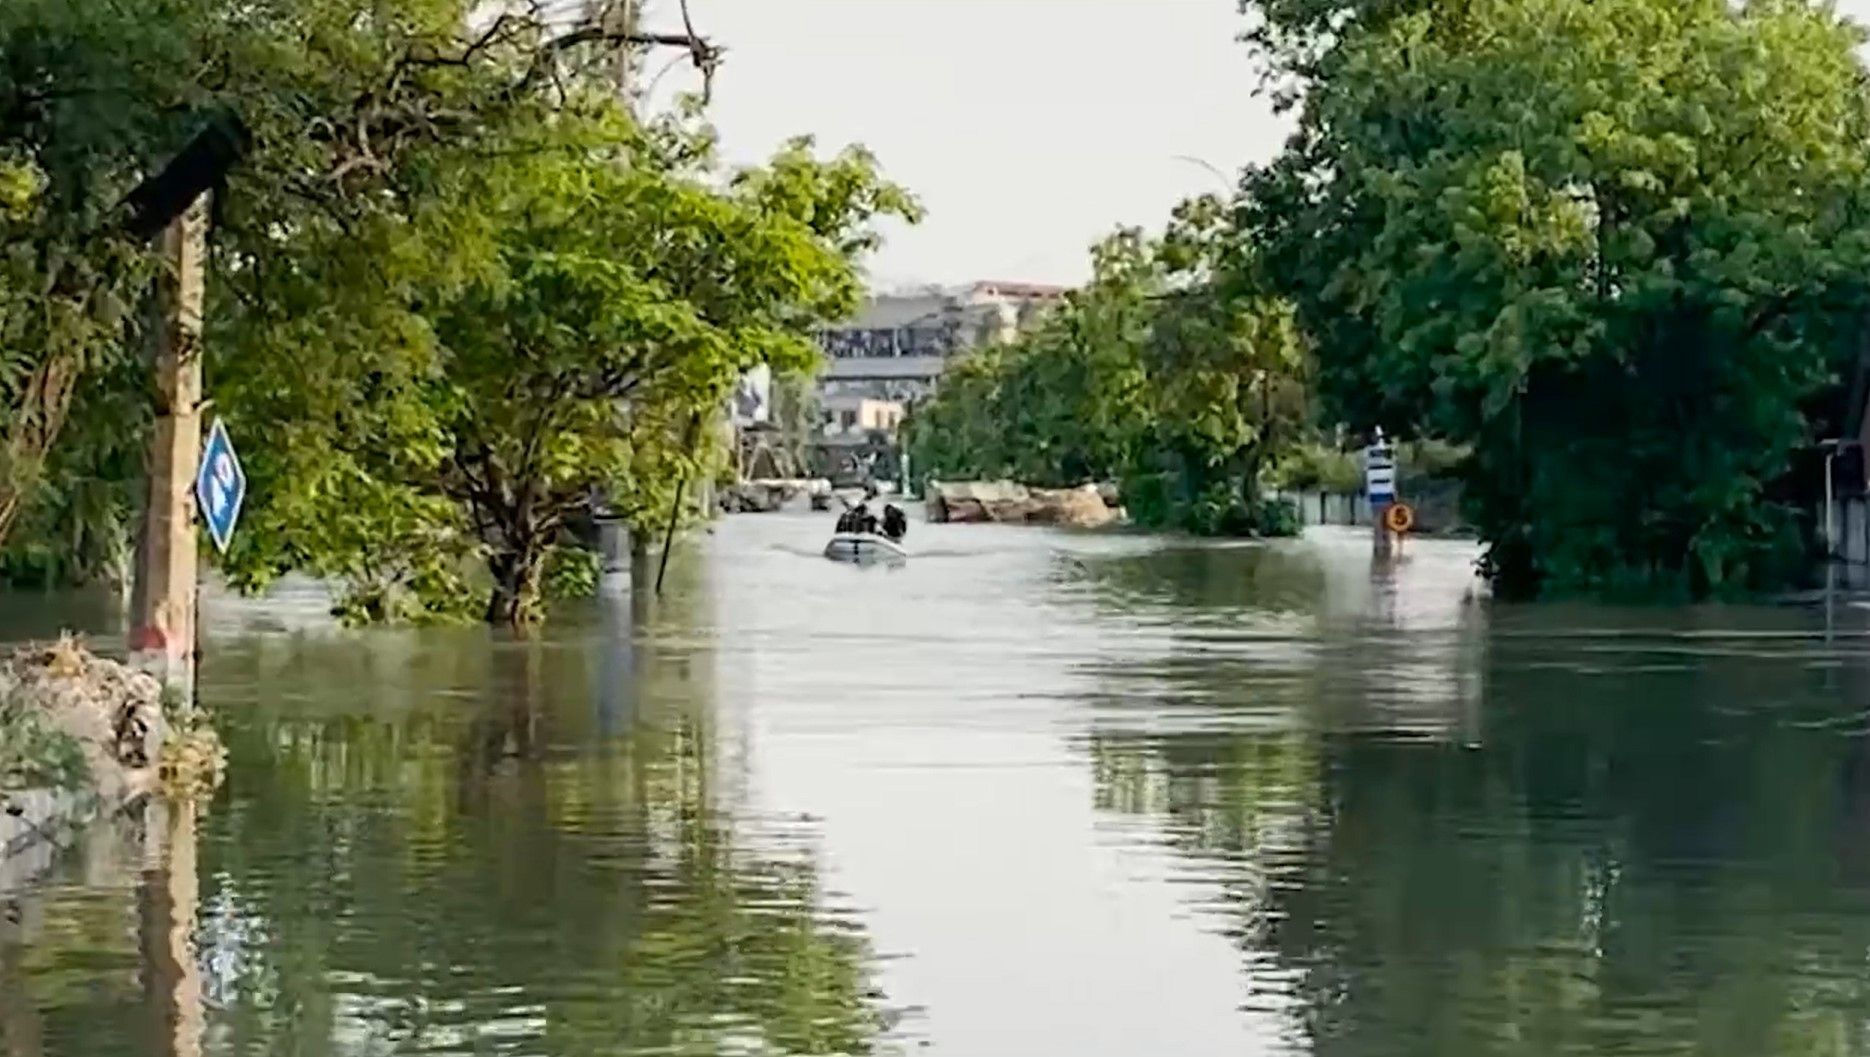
top-left (820, 395), bottom-right (907, 440)
top-left (807, 282), bottom-right (1064, 483)
top-left (730, 363), bottom-right (772, 428)
top-left (817, 281), bottom-right (1066, 407)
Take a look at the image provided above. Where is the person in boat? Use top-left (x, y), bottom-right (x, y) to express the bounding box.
top-left (881, 504), bottom-right (907, 542)
top-left (839, 502), bottom-right (876, 535)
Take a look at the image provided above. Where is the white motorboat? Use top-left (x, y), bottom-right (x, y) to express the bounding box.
top-left (823, 532), bottom-right (908, 564)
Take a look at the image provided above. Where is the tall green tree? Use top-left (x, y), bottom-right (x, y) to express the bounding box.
top-left (905, 235), bottom-right (1154, 491)
top-left (1127, 196), bottom-right (1310, 534)
top-left (0, 0), bottom-right (497, 569)
top-left (1, 0), bottom-right (916, 622)
top-left (1245, 0), bottom-right (1870, 595)
top-left (0, 0), bottom-right (186, 551)
top-left (220, 122), bottom-right (913, 624)
top-left (908, 198), bottom-right (1309, 536)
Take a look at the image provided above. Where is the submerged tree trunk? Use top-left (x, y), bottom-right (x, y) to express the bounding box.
top-left (485, 546), bottom-right (546, 627)
top-left (453, 438), bottom-right (558, 627)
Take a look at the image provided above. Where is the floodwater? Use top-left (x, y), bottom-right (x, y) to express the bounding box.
top-left (7, 516), bottom-right (1870, 1056)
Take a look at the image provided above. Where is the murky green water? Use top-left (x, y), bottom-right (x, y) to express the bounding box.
top-left (6, 516), bottom-right (1870, 1056)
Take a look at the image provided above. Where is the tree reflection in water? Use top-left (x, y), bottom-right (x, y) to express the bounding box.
top-left (0, 798), bottom-right (196, 1057)
top-left (1086, 552), bottom-right (1870, 1057)
top-left (3, 557), bottom-right (892, 1057)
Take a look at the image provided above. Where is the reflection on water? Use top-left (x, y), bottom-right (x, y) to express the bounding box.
top-left (7, 518), bottom-right (1870, 1056)
top-left (3, 556), bottom-right (892, 1057)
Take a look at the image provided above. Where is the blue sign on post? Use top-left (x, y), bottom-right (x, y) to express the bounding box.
top-left (195, 418), bottom-right (247, 554)
top-left (1365, 434), bottom-right (1396, 506)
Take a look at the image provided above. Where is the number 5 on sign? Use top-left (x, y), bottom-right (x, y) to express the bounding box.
top-left (195, 418), bottom-right (247, 554)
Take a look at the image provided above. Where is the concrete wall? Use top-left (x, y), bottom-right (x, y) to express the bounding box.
top-left (820, 396), bottom-right (906, 437)
top-left (1825, 493), bottom-right (1870, 567)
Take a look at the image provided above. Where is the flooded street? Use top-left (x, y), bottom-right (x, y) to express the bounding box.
top-left (8, 515), bottom-right (1870, 1056)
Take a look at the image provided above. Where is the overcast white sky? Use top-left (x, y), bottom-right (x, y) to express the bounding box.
top-left (665, 0), bottom-right (1870, 289)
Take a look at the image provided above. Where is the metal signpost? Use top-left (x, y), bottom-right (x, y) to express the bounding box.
top-left (1365, 429), bottom-right (1396, 555)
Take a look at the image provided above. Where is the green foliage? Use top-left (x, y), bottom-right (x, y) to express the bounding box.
top-left (909, 197), bottom-right (1310, 538)
top-left (0, 693), bottom-right (89, 792)
top-left (1257, 495), bottom-right (1304, 537)
top-left (0, 0), bottom-right (915, 624)
top-left (1272, 443), bottom-right (1362, 493)
top-left (770, 370), bottom-right (822, 477)
top-left (0, 163), bottom-right (147, 555)
top-left (0, 0), bottom-right (251, 550)
top-left (542, 543), bottom-right (601, 604)
top-left (1246, 0), bottom-right (1870, 595)
top-left (214, 118), bottom-right (914, 625)
top-left (906, 231), bottom-right (1161, 490)
top-left (1128, 474), bottom-right (1303, 537)
top-left (1240, 0), bottom-right (1437, 100)
top-left (1398, 439), bottom-right (1468, 481)
top-left (0, 349), bottom-right (148, 589)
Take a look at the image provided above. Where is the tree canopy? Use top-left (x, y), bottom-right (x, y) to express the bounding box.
top-left (14, 0), bottom-right (1870, 611)
top-left (0, 0), bottom-right (916, 623)
top-left (909, 197), bottom-right (1310, 537)
top-left (1244, 0), bottom-right (1870, 595)
top-left (218, 117), bottom-right (914, 623)
top-left (918, 0), bottom-right (1870, 582)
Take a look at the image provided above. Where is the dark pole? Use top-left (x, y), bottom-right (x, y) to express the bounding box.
top-left (655, 414), bottom-right (703, 597)
top-left (654, 476), bottom-right (688, 598)
top-left (1262, 370), bottom-right (1273, 449)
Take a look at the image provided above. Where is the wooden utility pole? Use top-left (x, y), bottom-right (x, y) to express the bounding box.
top-left (119, 113), bottom-right (245, 697)
top-left (140, 798), bottom-right (204, 1057)
top-left (128, 199), bottom-right (208, 695)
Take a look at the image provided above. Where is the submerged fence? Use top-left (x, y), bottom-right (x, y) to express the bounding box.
top-left (1272, 479), bottom-right (1466, 535)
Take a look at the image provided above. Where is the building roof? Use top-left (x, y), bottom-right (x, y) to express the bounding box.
top-left (834, 294), bottom-right (955, 332)
top-left (968, 281), bottom-right (1069, 300)
top-left (826, 281), bottom-right (1066, 333)
top-left (823, 355), bottom-right (948, 382)
top-left (822, 392), bottom-right (906, 410)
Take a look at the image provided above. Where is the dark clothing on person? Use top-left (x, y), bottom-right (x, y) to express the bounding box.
top-left (840, 503), bottom-right (874, 535)
top-left (836, 502), bottom-right (893, 538)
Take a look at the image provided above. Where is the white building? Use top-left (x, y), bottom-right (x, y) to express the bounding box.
top-left (817, 281), bottom-right (1065, 410)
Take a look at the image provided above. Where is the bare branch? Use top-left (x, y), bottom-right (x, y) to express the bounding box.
top-left (391, 13), bottom-right (530, 81)
top-left (526, 21), bottom-right (723, 102)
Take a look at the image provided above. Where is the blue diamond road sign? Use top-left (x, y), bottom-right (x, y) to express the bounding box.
top-left (195, 418), bottom-right (246, 554)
